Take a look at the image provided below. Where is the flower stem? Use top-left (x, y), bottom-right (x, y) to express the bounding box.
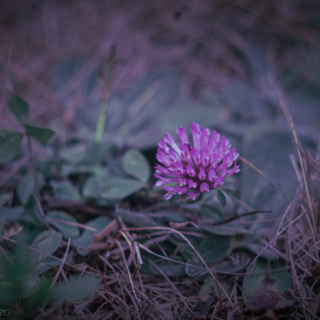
top-left (94, 90), bottom-right (110, 143)
top-left (27, 134), bottom-right (40, 200)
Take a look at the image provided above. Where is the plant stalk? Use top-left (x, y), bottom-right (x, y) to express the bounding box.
top-left (95, 90), bottom-right (110, 143)
top-left (27, 134), bottom-right (41, 200)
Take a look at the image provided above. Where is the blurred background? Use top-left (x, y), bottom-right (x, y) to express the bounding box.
top-left (0, 0), bottom-right (320, 221)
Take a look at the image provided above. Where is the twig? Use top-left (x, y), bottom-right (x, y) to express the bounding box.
top-left (93, 219), bottom-right (118, 243)
top-left (46, 217), bottom-right (98, 232)
top-left (29, 232), bottom-right (53, 247)
top-left (148, 259), bottom-right (192, 313)
top-left (27, 135), bottom-right (41, 200)
top-left (34, 194), bottom-right (52, 229)
top-left (51, 238), bottom-right (71, 286)
top-left (114, 239), bottom-right (141, 308)
top-left (118, 226), bottom-right (233, 306)
top-left (0, 245), bottom-right (12, 264)
top-left (272, 80), bottom-right (317, 241)
top-left (239, 156), bottom-right (291, 202)
top-left (210, 210), bottom-right (271, 226)
top-left (293, 139), bottom-right (320, 175)
top-left (247, 204), bottom-right (308, 270)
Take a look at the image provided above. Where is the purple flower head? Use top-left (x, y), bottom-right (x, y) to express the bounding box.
top-left (155, 122), bottom-right (240, 200)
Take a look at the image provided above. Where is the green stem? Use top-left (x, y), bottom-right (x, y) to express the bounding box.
top-left (95, 91), bottom-right (110, 143)
top-left (27, 135), bottom-right (40, 200)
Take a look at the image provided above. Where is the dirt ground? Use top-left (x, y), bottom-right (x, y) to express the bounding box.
top-left (1, 0), bottom-right (319, 131)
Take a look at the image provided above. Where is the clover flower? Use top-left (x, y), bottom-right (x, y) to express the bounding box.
top-left (154, 122), bottom-right (240, 200)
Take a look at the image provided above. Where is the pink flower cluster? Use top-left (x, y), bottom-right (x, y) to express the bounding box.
top-left (154, 122), bottom-right (240, 201)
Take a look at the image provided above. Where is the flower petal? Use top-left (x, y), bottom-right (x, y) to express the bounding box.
top-left (198, 167), bottom-right (206, 180)
top-left (165, 133), bottom-right (181, 155)
top-left (187, 190), bottom-right (199, 201)
top-left (200, 182), bottom-right (209, 193)
top-left (190, 122), bottom-right (201, 151)
top-left (176, 126), bottom-right (189, 147)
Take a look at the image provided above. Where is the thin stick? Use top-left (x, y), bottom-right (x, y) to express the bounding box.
top-left (34, 194), bottom-right (52, 229)
top-left (27, 135), bottom-right (41, 200)
top-left (148, 259), bottom-right (192, 313)
top-left (46, 217), bottom-right (97, 232)
top-left (51, 238), bottom-right (71, 286)
top-left (293, 140), bottom-right (320, 175)
top-left (0, 245), bottom-right (12, 264)
top-left (114, 239), bottom-right (141, 307)
top-left (117, 226), bottom-right (232, 306)
top-left (210, 210), bottom-right (271, 226)
top-left (29, 232), bottom-right (53, 247)
top-left (239, 156), bottom-right (290, 202)
top-left (247, 204), bottom-right (308, 270)
top-left (272, 82), bottom-right (316, 240)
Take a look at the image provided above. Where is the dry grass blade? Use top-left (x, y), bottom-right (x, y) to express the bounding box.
top-left (51, 238), bottom-right (71, 286)
top-left (46, 217), bottom-right (97, 232)
top-left (114, 239), bottom-right (141, 318)
top-left (239, 156), bottom-right (291, 202)
top-left (272, 78), bottom-right (317, 241)
top-left (148, 259), bottom-right (192, 314)
top-left (119, 226), bottom-right (233, 306)
top-left (247, 203), bottom-right (308, 270)
top-left (93, 219), bottom-right (118, 243)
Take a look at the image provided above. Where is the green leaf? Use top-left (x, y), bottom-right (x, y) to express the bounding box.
top-left (47, 210), bottom-right (80, 239)
top-left (82, 176), bottom-right (100, 199)
top-left (0, 193), bottom-right (12, 207)
top-left (32, 230), bottom-right (62, 261)
top-left (169, 194), bottom-right (181, 204)
top-left (212, 254), bottom-right (251, 273)
top-left (242, 124), bottom-right (297, 215)
top-left (221, 188), bottom-right (240, 199)
top-left (17, 172), bottom-right (45, 205)
top-left (123, 150), bottom-right (150, 183)
top-left (100, 178), bottom-right (144, 200)
top-left (117, 209), bottom-right (158, 227)
top-left (24, 124), bottom-right (56, 147)
top-left (0, 129), bottom-right (23, 163)
top-left (8, 94), bottom-right (30, 124)
top-left (243, 259), bottom-right (295, 310)
top-left (50, 58), bottom-right (84, 92)
top-left (200, 224), bottom-right (253, 236)
top-left (217, 190), bottom-right (226, 207)
top-left (199, 234), bottom-right (232, 263)
top-left (149, 257), bottom-right (186, 277)
top-left (0, 206), bottom-right (24, 222)
top-left (244, 244), bottom-right (279, 260)
top-left (49, 275), bottom-right (100, 301)
top-left (72, 216), bottom-right (112, 256)
top-left (199, 275), bottom-right (225, 303)
top-left (51, 180), bottom-right (81, 201)
top-left (185, 256), bottom-right (202, 277)
top-left (185, 235), bottom-right (232, 276)
top-left (92, 166), bottom-right (110, 185)
top-left (36, 256), bottom-right (72, 275)
top-left (200, 204), bottom-right (224, 219)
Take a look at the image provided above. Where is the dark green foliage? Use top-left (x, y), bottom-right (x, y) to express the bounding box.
top-left (100, 178), bottom-right (144, 200)
top-left (24, 124), bottom-right (56, 147)
top-left (51, 180), bottom-right (81, 201)
top-left (46, 210), bottom-right (80, 239)
top-left (217, 189), bottom-right (226, 207)
top-left (243, 259), bottom-right (295, 310)
top-left (0, 129), bottom-right (23, 163)
top-left (123, 149), bottom-right (150, 183)
top-left (8, 94), bottom-right (30, 124)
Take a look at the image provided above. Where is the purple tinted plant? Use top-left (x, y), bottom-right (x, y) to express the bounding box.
top-left (154, 122), bottom-right (240, 201)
